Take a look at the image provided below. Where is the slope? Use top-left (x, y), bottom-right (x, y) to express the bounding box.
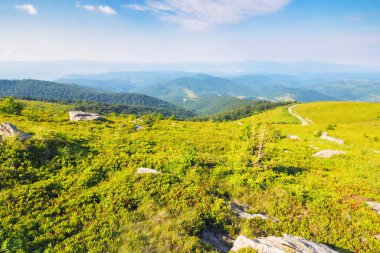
top-left (0, 100), bottom-right (379, 252)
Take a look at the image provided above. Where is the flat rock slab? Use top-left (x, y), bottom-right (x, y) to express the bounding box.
top-left (320, 132), bottom-right (344, 145)
top-left (287, 135), bottom-right (301, 140)
top-left (367, 202), bottom-right (380, 215)
top-left (313, 150), bottom-right (346, 158)
top-left (231, 234), bottom-right (338, 253)
top-left (231, 203), bottom-right (279, 222)
top-left (69, 111), bottom-right (103, 121)
top-left (136, 168), bottom-right (161, 174)
top-left (0, 122), bottom-right (31, 141)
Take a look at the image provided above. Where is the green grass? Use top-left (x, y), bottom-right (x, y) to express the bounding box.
top-left (294, 101), bottom-right (380, 124)
top-left (0, 99), bottom-right (379, 252)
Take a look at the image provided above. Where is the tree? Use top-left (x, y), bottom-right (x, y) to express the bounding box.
top-left (0, 97), bottom-right (26, 115)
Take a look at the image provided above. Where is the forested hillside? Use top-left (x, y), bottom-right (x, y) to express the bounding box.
top-left (0, 79), bottom-right (194, 118)
top-left (0, 99), bottom-right (379, 252)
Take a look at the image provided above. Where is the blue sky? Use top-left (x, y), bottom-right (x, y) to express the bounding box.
top-left (0, 0), bottom-right (379, 66)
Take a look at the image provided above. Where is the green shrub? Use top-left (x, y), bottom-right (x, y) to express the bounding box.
top-left (0, 97), bottom-right (26, 115)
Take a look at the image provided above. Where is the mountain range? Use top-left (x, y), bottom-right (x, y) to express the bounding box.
top-left (58, 71), bottom-right (380, 107)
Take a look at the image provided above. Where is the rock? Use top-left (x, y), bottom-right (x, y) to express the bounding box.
top-left (0, 122), bottom-right (31, 141)
top-left (134, 124), bottom-right (144, 131)
top-left (313, 150), bottom-right (346, 158)
top-left (69, 111), bottom-right (103, 121)
top-left (231, 203), bottom-right (279, 222)
top-left (201, 230), bottom-right (233, 253)
top-left (237, 122), bottom-right (243, 125)
top-left (231, 234), bottom-right (338, 253)
top-left (309, 145), bottom-right (320, 150)
top-left (366, 201), bottom-right (380, 215)
top-left (374, 150), bottom-right (380, 154)
top-left (136, 168), bottom-right (161, 174)
top-left (375, 234), bottom-right (380, 241)
top-left (320, 132), bottom-right (344, 145)
top-left (287, 135), bottom-right (301, 140)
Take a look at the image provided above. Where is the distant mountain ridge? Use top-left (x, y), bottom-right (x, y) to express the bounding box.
top-left (0, 60), bottom-right (378, 79)
top-left (59, 71), bottom-right (380, 103)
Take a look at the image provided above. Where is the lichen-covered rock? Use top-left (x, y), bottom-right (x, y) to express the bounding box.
top-left (231, 234), bottom-right (338, 253)
top-left (69, 111), bottom-right (103, 121)
top-left (136, 168), bottom-right (161, 174)
top-left (367, 201), bottom-right (380, 216)
top-left (0, 122), bottom-right (31, 141)
top-left (313, 150), bottom-right (346, 158)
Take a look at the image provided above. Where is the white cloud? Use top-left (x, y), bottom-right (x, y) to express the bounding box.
top-left (124, 0), bottom-right (290, 31)
top-left (14, 4), bottom-right (37, 15)
top-left (98, 5), bottom-right (117, 15)
top-left (76, 2), bottom-right (116, 15)
top-left (83, 5), bottom-right (96, 11)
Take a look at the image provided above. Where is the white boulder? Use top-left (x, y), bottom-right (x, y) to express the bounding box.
top-left (136, 168), bottom-right (161, 174)
top-left (0, 122), bottom-right (31, 141)
top-left (231, 234), bottom-right (338, 253)
top-left (231, 203), bottom-right (279, 222)
top-left (367, 201), bottom-right (380, 216)
top-left (313, 150), bottom-right (346, 158)
top-left (69, 111), bottom-right (103, 121)
top-left (320, 132), bottom-right (344, 145)
top-left (287, 135), bottom-right (301, 140)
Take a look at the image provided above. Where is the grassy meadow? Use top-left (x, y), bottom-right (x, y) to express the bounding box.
top-left (0, 99), bottom-right (379, 252)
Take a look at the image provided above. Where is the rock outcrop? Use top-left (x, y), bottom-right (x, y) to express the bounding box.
top-left (136, 168), bottom-right (161, 174)
top-left (367, 201), bottom-right (380, 216)
top-left (287, 135), bottom-right (301, 140)
top-left (231, 234), bottom-right (338, 253)
top-left (231, 203), bottom-right (279, 222)
top-left (201, 230), bottom-right (233, 253)
top-left (0, 122), bottom-right (31, 141)
top-left (69, 111), bottom-right (103, 121)
top-left (320, 132), bottom-right (344, 145)
top-left (313, 150), bottom-right (346, 158)
top-left (134, 124), bottom-right (144, 131)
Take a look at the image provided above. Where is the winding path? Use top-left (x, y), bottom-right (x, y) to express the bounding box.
top-left (288, 105), bottom-right (309, 125)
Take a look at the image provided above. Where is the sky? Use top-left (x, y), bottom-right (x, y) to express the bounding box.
top-left (0, 0), bottom-right (380, 66)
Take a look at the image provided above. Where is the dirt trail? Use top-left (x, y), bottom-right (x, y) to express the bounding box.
top-left (288, 105), bottom-right (309, 125)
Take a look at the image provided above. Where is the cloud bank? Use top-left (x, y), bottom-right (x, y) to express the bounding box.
top-left (14, 4), bottom-right (37, 15)
top-left (125, 0), bottom-right (290, 31)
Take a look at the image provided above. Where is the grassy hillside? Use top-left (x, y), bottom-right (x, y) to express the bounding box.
top-left (0, 79), bottom-right (194, 119)
top-left (294, 101), bottom-right (380, 124)
top-left (0, 99), bottom-right (379, 252)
